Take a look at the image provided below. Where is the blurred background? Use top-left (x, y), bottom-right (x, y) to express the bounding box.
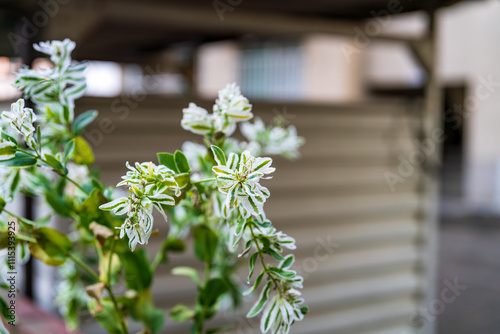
top-left (1, 0), bottom-right (500, 333)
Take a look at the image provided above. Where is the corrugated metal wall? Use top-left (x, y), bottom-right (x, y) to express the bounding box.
top-left (78, 96), bottom-right (431, 334)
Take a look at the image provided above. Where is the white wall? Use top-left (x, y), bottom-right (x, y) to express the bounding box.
top-left (195, 41), bottom-right (240, 98)
top-left (438, 1), bottom-right (500, 211)
top-left (364, 1), bottom-right (500, 211)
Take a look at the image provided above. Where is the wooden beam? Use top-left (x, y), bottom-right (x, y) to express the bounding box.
top-left (43, 0), bottom-right (106, 47)
top-left (105, 1), bottom-right (424, 44)
top-left (408, 39), bottom-right (432, 75)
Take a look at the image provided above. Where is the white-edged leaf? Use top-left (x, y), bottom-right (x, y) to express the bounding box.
top-left (211, 145), bottom-right (226, 166)
top-left (247, 280), bottom-right (272, 318)
top-left (148, 193), bottom-right (175, 205)
top-left (247, 252), bottom-right (258, 283)
top-left (0, 142), bottom-right (16, 161)
top-left (243, 271), bottom-right (265, 296)
top-left (99, 197), bottom-right (127, 211)
top-left (261, 295), bottom-right (280, 333)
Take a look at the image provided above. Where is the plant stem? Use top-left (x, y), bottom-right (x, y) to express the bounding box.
top-left (249, 225), bottom-right (284, 295)
top-left (68, 252), bottom-right (129, 334)
top-left (3, 209), bottom-right (36, 226)
top-left (61, 174), bottom-right (89, 195)
top-left (17, 148), bottom-right (89, 195)
top-left (107, 237), bottom-right (117, 285)
top-left (106, 284), bottom-right (129, 334)
top-left (151, 237), bottom-right (170, 272)
top-left (192, 178), bottom-right (216, 185)
top-left (68, 252), bottom-right (100, 282)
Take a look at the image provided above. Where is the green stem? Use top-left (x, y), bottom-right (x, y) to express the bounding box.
top-left (17, 148), bottom-right (89, 195)
top-left (151, 237), bottom-right (170, 272)
top-left (16, 149), bottom-right (37, 158)
top-left (107, 237), bottom-right (117, 285)
top-left (106, 285), bottom-right (129, 334)
top-left (249, 225), bottom-right (284, 295)
top-left (3, 209), bottom-right (36, 226)
top-left (68, 252), bottom-right (129, 334)
top-left (192, 178), bottom-right (216, 185)
top-left (68, 252), bottom-right (100, 282)
top-left (61, 174), bottom-right (89, 195)
top-left (198, 260), bottom-right (212, 334)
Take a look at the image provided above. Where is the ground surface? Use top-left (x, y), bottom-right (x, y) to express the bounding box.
top-left (437, 215), bottom-right (500, 333)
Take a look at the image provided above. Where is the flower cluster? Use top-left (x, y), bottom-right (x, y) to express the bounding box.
top-left (212, 150), bottom-right (274, 222)
top-left (14, 38), bottom-right (87, 122)
top-left (181, 83), bottom-right (253, 136)
top-left (259, 285), bottom-right (305, 334)
top-left (1, 99), bottom-right (37, 151)
top-left (241, 117), bottom-right (305, 159)
top-left (99, 162), bottom-right (180, 250)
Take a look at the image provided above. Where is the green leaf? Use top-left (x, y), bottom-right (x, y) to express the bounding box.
top-left (73, 110), bottom-right (98, 135)
top-left (174, 172), bottom-right (190, 188)
top-left (157, 152), bottom-right (178, 173)
top-left (45, 191), bottom-right (72, 217)
top-left (1, 131), bottom-right (17, 145)
top-left (243, 271), bottom-right (264, 296)
top-left (143, 306), bottom-right (164, 334)
top-left (88, 299), bottom-right (123, 334)
top-left (247, 252), bottom-right (258, 282)
top-left (62, 105), bottom-right (73, 124)
top-left (71, 136), bottom-right (94, 165)
top-left (0, 142), bottom-right (16, 162)
top-left (174, 150), bottom-right (190, 173)
top-left (0, 197), bottom-right (5, 215)
top-left (28, 227), bottom-right (73, 266)
top-left (43, 153), bottom-right (64, 173)
top-left (247, 281), bottom-right (272, 317)
top-left (121, 249), bottom-right (152, 292)
top-left (170, 304), bottom-right (195, 322)
top-left (280, 254), bottom-right (295, 269)
top-left (63, 139), bottom-right (76, 164)
top-left (36, 125), bottom-right (41, 150)
top-left (0, 152), bottom-right (36, 167)
top-left (192, 225), bottom-right (218, 263)
top-left (172, 266), bottom-right (201, 286)
top-left (268, 267), bottom-right (296, 279)
top-left (1, 295), bottom-right (13, 322)
top-left (8, 170), bottom-right (20, 200)
top-left (80, 189), bottom-right (112, 229)
top-left (265, 248), bottom-right (284, 261)
top-left (210, 145), bottom-right (226, 166)
top-left (128, 289), bottom-right (165, 333)
top-left (164, 238), bottom-right (185, 252)
top-left (199, 278), bottom-right (229, 307)
top-left (262, 295), bottom-right (279, 333)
